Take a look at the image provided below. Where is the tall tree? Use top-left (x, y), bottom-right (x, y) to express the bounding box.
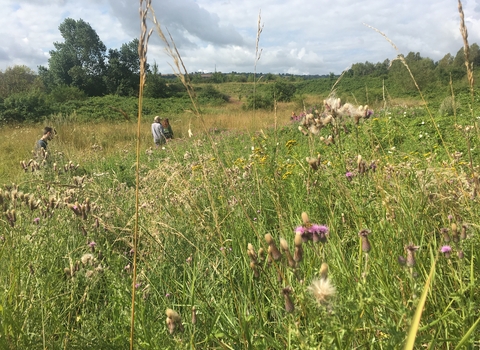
top-left (40, 18), bottom-right (106, 96)
top-left (0, 65), bottom-right (42, 99)
top-left (104, 39), bottom-right (142, 96)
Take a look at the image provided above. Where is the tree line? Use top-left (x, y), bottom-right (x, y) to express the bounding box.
top-left (0, 17), bottom-right (477, 122)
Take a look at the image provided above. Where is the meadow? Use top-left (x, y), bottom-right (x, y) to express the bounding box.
top-left (1, 85), bottom-right (479, 349)
top-left (1, 2), bottom-right (480, 348)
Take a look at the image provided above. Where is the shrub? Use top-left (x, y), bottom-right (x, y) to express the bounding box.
top-left (438, 96), bottom-right (460, 116)
top-left (242, 94), bottom-right (274, 110)
top-left (1, 90), bottom-right (51, 123)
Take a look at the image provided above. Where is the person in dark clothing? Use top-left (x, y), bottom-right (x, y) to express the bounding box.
top-left (162, 118), bottom-right (174, 140)
top-left (35, 126), bottom-right (55, 158)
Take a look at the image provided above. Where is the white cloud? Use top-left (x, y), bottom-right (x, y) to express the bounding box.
top-left (1, 0), bottom-right (479, 74)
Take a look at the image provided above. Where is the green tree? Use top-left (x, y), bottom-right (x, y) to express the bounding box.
top-left (0, 65), bottom-right (43, 99)
top-left (104, 39), bottom-right (142, 96)
top-left (144, 63), bottom-right (169, 98)
top-left (40, 18), bottom-right (106, 96)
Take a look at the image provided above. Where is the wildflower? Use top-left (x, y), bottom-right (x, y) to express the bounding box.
top-left (345, 171), bottom-right (354, 181)
top-left (440, 245), bottom-right (452, 258)
top-left (33, 217), bottom-right (40, 225)
top-left (88, 241), bottom-right (97, 252)
top-left (309, 224), bottom-right (329, 243)
top-left (405, 244), bottom-right (420, 267)
top-left (282, 286), bottom-right (295, 313)
top-left (165, 293), bottom-right (171, 298)
top-left (294, 225), bottom-right (306, 235)
top-left (307, 277), bottom-right (336, 305)
top-left (358, 229), bottom-right (371, 253)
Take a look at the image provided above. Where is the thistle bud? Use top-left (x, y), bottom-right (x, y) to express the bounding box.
top-left (319, 263), bottom-right (329, 280)
top-left (250, 261), bottom-right (260, 278)
top-left (460, 224), bottom-right (467, 240)
top-left (451, 223), bottom-right (459, 243)
top-left (405, 244), bottom-right (420, 267)
top-left (293, 234), bottom-right (303, 262)
top-left (265, 234), bottom-right (282, 261)
top-left (280, 238), bottom-right (296, 268)
top-left (247, 243), bottom-right (257, 263)
top-left (282, 287), bottom-right (295, 313)
top-left (301, 212), bottom-right (310, 225)
top-left (440, 228), bottom-right (450, 243)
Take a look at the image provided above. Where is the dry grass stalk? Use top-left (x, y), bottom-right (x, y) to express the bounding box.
top-left (131, 1), bottom-right (153, 349)
top-left (458, 0), bottom-right (474, 96)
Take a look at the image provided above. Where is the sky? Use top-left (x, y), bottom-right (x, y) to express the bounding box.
top-left (1, 0), bottom-right (480, 75)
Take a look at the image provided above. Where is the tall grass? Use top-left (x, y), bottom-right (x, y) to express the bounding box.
top-left (0, 2), bottom-right (480, 349)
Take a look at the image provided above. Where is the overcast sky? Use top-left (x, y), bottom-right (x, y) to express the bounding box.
top-left (1, 0), bottom-right (480, 75)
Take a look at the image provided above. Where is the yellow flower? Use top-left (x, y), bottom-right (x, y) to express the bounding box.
top-left (285, 140), bottom-right (297, 148)
top-left (191, 164), bottom-right (202, 171)
top-left (282, 171), bottom-right (293, 180)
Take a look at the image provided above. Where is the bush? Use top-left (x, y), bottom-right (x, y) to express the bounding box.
top-left (1, 90), bottom-right (51, 123)
top-left (242, 94), bottom-right (274, 110)
top-left (438, 96), bottom-right (460, 116)
top-left (197, 85), bottom-right (229, 104)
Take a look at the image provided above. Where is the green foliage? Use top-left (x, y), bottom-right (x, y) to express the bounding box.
top-left (1, 105), bottom-right (480, 348)
top-left (197, 84), bottom-right (230, 104)
top-left (40, 18), bottom-right (107, 96)
top-left (269, 80), bottom-right (297, 102)
top-left (242, 93), bottom-right (274, 110)
top-left (1, 90), bottom-right (51, 123)
top-left (0, 65), bottom-right (43, 99)
top-left (48, 85), bottom-right (87, 103)
top-left (104, 39), bottom-right (142, 96)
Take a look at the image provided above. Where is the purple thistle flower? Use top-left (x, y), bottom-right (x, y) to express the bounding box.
top-left (135, 283), bottom-right (141, 289)
top-left (33, 217), bottom-right (40, 225)
top-left (294, 226), bottom-right (306, 235)
top-left (440, 245), bottom-right (452, 253)
top-left (308, 224), bottom-right (329, 235)
top-left (440, 245), bottom-right (452, 258)
top-left (309, 224), bottom-right (329, 243)
top-left (88, 241), bottom-right (96, 252)
top-left (345, 172), bottom-right (354, 181)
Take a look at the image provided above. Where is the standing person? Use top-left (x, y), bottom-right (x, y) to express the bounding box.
top-left (162, 118), bottom-right (174, 140)
top-left (35, 126), bottom-right (55, 158)
top-left (151, 116), bottom-right (166, 147)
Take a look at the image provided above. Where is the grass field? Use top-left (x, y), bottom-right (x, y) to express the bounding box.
top-left (1, 91), bottom-right (479, 348)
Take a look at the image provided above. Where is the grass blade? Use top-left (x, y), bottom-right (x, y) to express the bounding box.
top-left (403, 257), bottom-right (437, 350)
